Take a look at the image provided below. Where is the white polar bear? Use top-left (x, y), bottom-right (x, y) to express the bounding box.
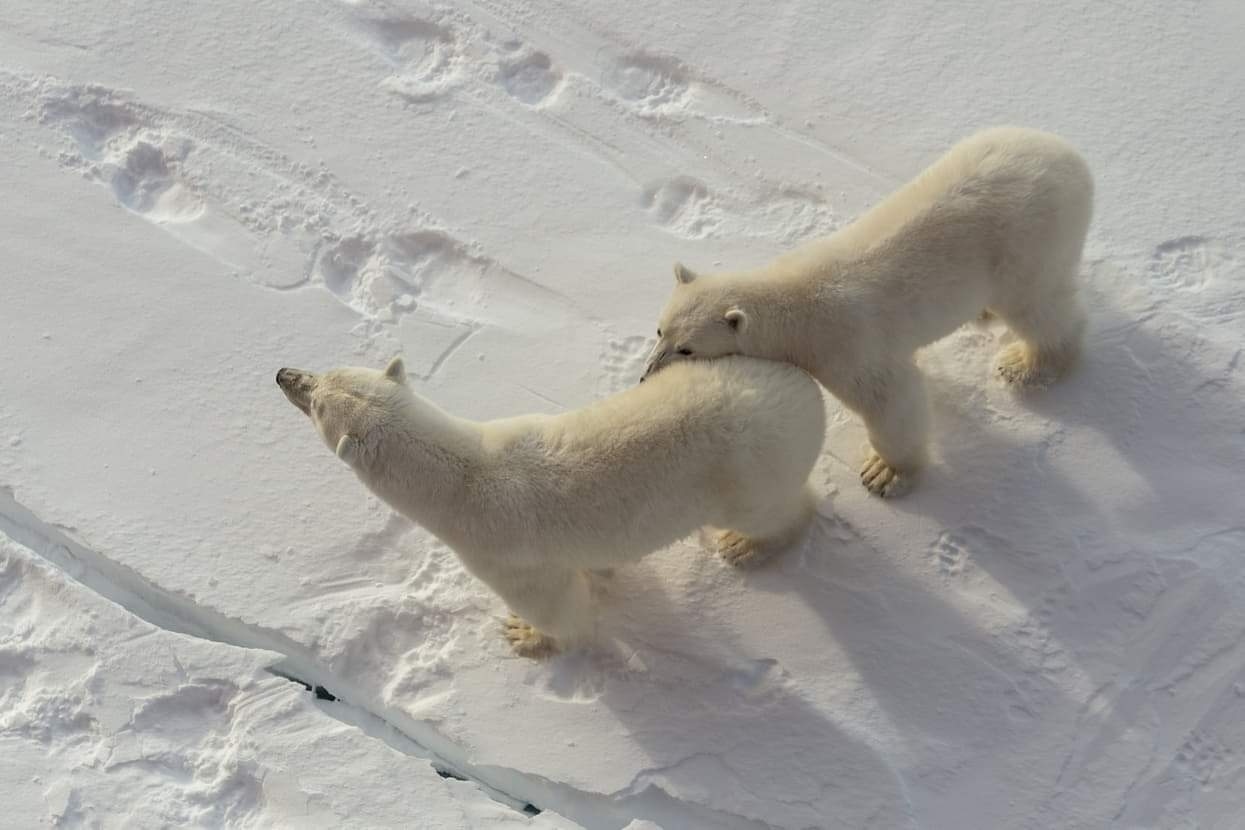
top-left (276, 355), bottom-right (824, 657)
top-left (641, 126), bottom-right (1094, 497)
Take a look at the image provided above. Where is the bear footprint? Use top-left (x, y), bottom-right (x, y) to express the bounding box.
top-left (1176, 731), bottom-right (1233, 786)
top-left (1150, 236), bottom-right (1229, 292)
top-left (931, 531), bottom-right (970, 577)
top-left (599, 335), bottom-right (652, 395)
top-left (497, 50), bottom-right (563, 106)
top-left (357, 13), bottom-right (464, 102)
top-left (108, 137), bottom-right (203, 224)
top-left (603, 52), bottom-right (691, 114)
top-left (641, 176), bottom-right (720, 239)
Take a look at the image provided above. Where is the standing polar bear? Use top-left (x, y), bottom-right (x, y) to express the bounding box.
top-left (642, 126), bottom-right (1093, 497)
top-left (277, 355), bottom-right (824, 657)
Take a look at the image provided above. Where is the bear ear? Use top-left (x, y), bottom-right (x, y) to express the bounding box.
top-left (725, 308), bottom-right (748, 331)
top-left (384, 356), bottom-right (407, 384)
top-left (673, 262), bottom-right (698, 285)
top-left (336, 435), bottom-right (360, 466)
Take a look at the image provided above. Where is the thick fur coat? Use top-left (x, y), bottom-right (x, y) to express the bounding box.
top-left (278, 356), bottom-right (824, 655)
top-left (643, 126), bottom-right (1093, 496)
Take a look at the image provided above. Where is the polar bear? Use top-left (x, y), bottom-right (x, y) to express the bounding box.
top-left (276, 355), bottom-right (824, 657)
top-left (641, 126), bottom-right (1093, 497)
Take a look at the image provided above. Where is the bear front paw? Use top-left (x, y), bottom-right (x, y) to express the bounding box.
top-left (995, 342), bottom-right (1048, 388)
top-left (715, 530), bottom-right (767, 568)
top-left (860, 452), bottom-right (911, 498)
top-left (503, 614), bottom-right (560, 658)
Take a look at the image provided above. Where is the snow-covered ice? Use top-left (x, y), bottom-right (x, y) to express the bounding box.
top-left (2, 0), bottom-right (1243, 827)
top-left (0, 533), bottom-right (578, 828)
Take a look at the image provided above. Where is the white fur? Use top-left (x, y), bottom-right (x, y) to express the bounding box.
top-left (277, 356), bottom-right (824, 656)
top-left (643, 126), bottom-right (1093, 496)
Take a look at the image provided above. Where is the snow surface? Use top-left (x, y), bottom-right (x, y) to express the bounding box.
top-left (2, 0), bottom-right (1243, 827)
top-left (0, 533), bottom-right (575, 828)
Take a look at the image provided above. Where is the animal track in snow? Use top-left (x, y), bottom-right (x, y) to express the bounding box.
top-left (496, 49), bottom-right (563, 106)
top-left (641, 176), bottom-right (720, 239)
top-left (355, 13), bottom-right (465, 102)
top-left (108, 137), bottom-right (204, 223)
top-left (641, 175), bottom-right (833, 244)
top-left (315, 233), bottom-right (376, 298)
top-left (530, 652), bottom-right (608, 704)
top-left (749, 188), bottom-right (839, 244)
top-left (34, 78), bottom-right (562, 340)
top-left (597, 49), bottom-right (760, 123)
top-left (313, 227), bottom-right (491, 322)
top-left (327, 596), bottom-right (462, 696)
top-left (1150, 237), bottom-right (1220, 290)
top-left (308, 539), bottom-right (476, 702)
top-left (1146, 237), bottom-right (1241, 319)
top-left (336, 2), bottom-right (565, 107)
top-left (37, 81), bottom-right (368, 290)
top-left (1175, 730), bottom-right (1233, 787)
top-left (128, 680), bottom-right (233, 734)
top-left (603, 52), bottom-right (691, 114)
top-left (40, 87), bottom-right (205, 226)
top-left (598, 335), bottom-right (652, 396)
top-left (1014, 587), bottom-right (1073, 681)
top-left (311, 221), bottom-right (576, 355)
top-left (932, 532), bottom-right (970, 578)
top-left (928, 525), bottom-right (1026, 581)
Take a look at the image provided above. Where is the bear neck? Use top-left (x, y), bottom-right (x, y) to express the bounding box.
top-left (726, 270), bottom-right (847, 369)
top-left (358, 395), bottom-right (483, 545)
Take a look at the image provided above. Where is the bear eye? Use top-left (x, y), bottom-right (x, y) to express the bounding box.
top-left (657, 328), bottom-right (662, 337)
top-left (678, 348), bottom-right (693, 356)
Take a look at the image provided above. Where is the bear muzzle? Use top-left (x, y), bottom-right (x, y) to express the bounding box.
top-left (276, 368), bottom-right (318, 414)
top-left (639, 346), bottom-right (669, 384)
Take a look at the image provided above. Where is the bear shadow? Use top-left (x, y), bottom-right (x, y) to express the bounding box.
top-left (577, 256), bottom-right (1245, 827)
top-left (747, 507), bottom-right (1083, 792)
top-left (892, 262), bottom-right (1245, 595)
top-left (1002, 285), bottom-right (1244, 535)
top-left (807, 261), bottom-right (1245, 804)
top-left (529, 551), bottom-right (922, 829)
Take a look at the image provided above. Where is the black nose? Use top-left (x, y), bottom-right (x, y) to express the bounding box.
top-left (276, 368), bottom-right (291, 387)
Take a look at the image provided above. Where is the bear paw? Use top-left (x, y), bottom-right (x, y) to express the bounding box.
top-left (503, 614), bottom-right (560, 658)
top-left (995, 342), bottom-right (1056, 389)
top-left (996, 340), bottom-right (1045, 385)
top-left (716, 530), bottom-right (768, 568)
top-left (860, 452), bottom-right (910, 498)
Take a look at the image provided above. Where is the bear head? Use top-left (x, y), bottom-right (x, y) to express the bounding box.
top-left (276, 356), bottom-right (408, 467)
top-left (640, 262), bottom-right (749, 381)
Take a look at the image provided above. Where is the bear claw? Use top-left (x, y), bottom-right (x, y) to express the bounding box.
top-left (503, 614), bottom-right (559, 658)
top-left (716, 530), bottom-right (768, 568)
top-left (860, 452), bottom-right (910, 498)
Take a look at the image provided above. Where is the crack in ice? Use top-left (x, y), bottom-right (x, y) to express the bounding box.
top-left (0, 486), bottom-right (776, 829)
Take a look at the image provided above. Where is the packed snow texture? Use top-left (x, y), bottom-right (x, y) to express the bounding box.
top-left (2, 0), bottom-right (1243, 827)
top-left (0, 534), bottom-right (574, 828)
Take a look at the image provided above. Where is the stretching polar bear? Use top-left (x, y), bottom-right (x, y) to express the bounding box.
top-left (277, 356), bottom-right (824, 657)
top-left (641, 126), bottom-right (1093, 497)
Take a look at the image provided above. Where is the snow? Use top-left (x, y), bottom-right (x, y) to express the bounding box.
top-left (0, 535), bottom-right (576, 828)
top-left (1, 0), bottom-right (1243, 827)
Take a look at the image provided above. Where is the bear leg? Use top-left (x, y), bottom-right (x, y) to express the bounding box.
top-left (992, 288), bottom-right (1087, 389)
top-left (844, 361), bottom-right (929, 498)
top-left (713, 486), bottom-right (815, 568)
top-left (491, 566), bottom-right (597, 658)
